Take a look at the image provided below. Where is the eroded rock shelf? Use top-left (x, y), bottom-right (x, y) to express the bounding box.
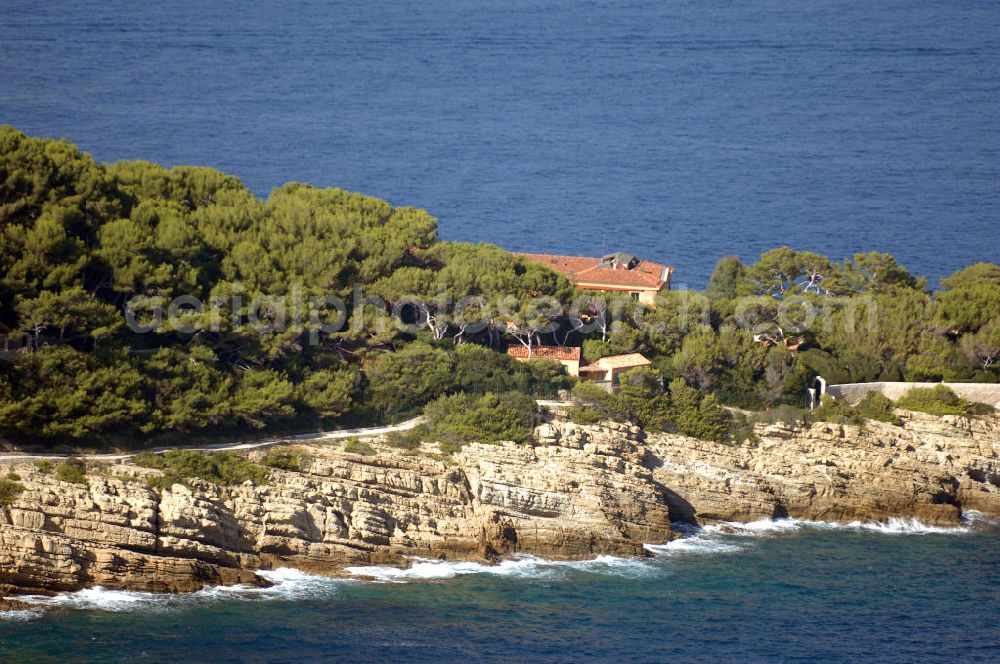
top-left (1, 411), bottom-right (997, 596)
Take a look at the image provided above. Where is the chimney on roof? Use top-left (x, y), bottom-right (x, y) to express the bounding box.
top-left (600, 252), bottom-right (638, 271)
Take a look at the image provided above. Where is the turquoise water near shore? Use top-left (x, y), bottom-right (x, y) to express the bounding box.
top-left (4, 518), bottom-right (999, 663)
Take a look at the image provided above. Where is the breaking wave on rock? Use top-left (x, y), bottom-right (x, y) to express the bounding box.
top-left (345, 554), bottom-right (657, 583)
top-left (705, 516), bottom-right (973, 536)
top-left (694, 514), bottom-right (971, 536)
top-left (5, 512), bottom-right (987, 619)
top-left (12, 567), bottom-right (351, 617)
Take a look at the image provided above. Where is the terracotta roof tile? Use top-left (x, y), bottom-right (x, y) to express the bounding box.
top-left (515, 253), bottom-right (671, 290)
top-left (506, 345), bottom-right (581, 361)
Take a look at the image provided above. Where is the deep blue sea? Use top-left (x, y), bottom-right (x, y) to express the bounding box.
top-left (1, 0), bottom-right (999, 287)
top-left (2, 2), bottom-right (1000, 660)
top-left (2, 519), bottom-right (999, 663)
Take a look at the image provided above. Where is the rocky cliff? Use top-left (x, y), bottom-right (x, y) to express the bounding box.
top-left (642, 411), bottom-right (1000, 526)
top-left (1, 410), bottom-right (998, 597)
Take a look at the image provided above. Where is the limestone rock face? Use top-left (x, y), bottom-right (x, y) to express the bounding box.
top-left (458, 420), bottom-right (670, 560)
top-left (0, 420), bottom-right (673, 596)
top-left (1, 410), bottom-right (996, 597)
top-left (0, 475), bottom-right (263, 595)
top-left (646, 411), bottom-right (1000, 526)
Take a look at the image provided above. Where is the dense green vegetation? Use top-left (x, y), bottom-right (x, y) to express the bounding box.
top-left (423, 391), bottom-right (539, 452)
top-left (667, 250), bottom-right (998, 409)
top-left (384, 427), bottom-right (424, 451)
top-left (565, 248), bottom-right (998, 416)
top-left (0, 126), bottom-right (996, 447)
top-left (0, 127), bottom-right (571, 444)
top-left (568, 371), bottom-right (733, 442)
top-left (807, 392), bottom-right (901, 426)
top-left (384, 391), bottom-right (539, 454)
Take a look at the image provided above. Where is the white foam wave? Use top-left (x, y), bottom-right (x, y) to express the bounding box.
top-left (709, 518), bottom-right (806, 535)
top-left (346, 554), bottom-right (656, 582)
top-left (961, 510), bottom-right (1000, 530)
top-left (17, 587), bottom-right (172, 613)
top-left (0, 606), bottom-right (46, 622)
top-left (644, 515), bottom-right (972, 559)
top-left (569, 554), bottom-right (659, 577)
top-left (665, 515), bottom-right (970, 541)
top-left (13, 567), bottom-right (348, 614)
top-left (850, 517), bottom-right (969, 535)
top-left (243, 567), bottom-right (348, 599)
top-left (644, 536), bottom-right (744, 556)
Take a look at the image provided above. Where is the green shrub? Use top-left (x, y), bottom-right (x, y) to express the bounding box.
top-left (812, 395), bottom-right (864, 425)
top-left (111, 473), bottom-right (145, 484)
top-left (146, 474), bottom-right (185, 490)
top-left (385, 425), bottom-right (428, 451)
top-left (568, 382), bottom-right (630, 424)
top-left (437, 439), bottom-right (466, 455)
top-left (617, 368), bottom-right (672, 430)
top-left (423, 391), bottom-right (539, 452)
top-left (855, 392), bottom-right (900, 424)
top-left (6, 471), bottom-right (21, 481)
top-left (132, 451), bottom-right (167, 470)
top-left (669, 379), bottom-right (732, 442)
top-left (343, 438), bottom-right (376, 456)
top-left (213, 452), bottom-right (270, 485)
top-left (568, 406), bottom-right (603, 425)
top-left (133, 450), bottom-right (269, 486)
top-left (568, 375), bottom-right (733, 442)
top-left (728, 412), bottom-right (760, 446)
top-left (0, 478), bottom-right (26, 506)
top-left (896, 385), bottom-right (969, 416)
top-left (55, 458), bottom-right (88, 485)
top-left (34, 459), bottom-right (53, 474)
top-left (674, 391), bottom-right (731, 442)
top-left (967, 401), bottom-right (997, 416)
top-left (260, 449), bottom-right (305, 472)
top-left (757, 393), bottom-right (901, 427)
top-left (752, 404), bottom-right (812, 426)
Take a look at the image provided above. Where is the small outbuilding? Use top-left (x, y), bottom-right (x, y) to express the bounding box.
top-left (578, 353), bottom-right (652, 390)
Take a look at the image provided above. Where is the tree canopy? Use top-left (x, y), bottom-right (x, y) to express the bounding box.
top-left (0, 126), bottom-right (572, 443)
top-left (0, 127), bottom-right (995, 446)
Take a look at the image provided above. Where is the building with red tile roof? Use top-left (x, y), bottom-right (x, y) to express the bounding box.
top-left (515, 252), bottom-right (673, 306)
top-left (506, 345), bottom-right (582, 376)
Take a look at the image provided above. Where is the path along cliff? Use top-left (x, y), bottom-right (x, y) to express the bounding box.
top-left (1, 410), bottom-right (997, 596)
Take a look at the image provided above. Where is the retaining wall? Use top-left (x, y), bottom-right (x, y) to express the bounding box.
top-left (825, 382), bottom-right (1000, 406)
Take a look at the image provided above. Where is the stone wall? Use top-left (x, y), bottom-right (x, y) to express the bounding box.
top-left (826, 381), bottom-right (1000, 406)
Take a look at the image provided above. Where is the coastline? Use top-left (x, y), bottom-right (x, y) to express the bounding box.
top-left (6, 512), bottom-right (995, 622)
top-left (2, 409), bottom-right (998, 607)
